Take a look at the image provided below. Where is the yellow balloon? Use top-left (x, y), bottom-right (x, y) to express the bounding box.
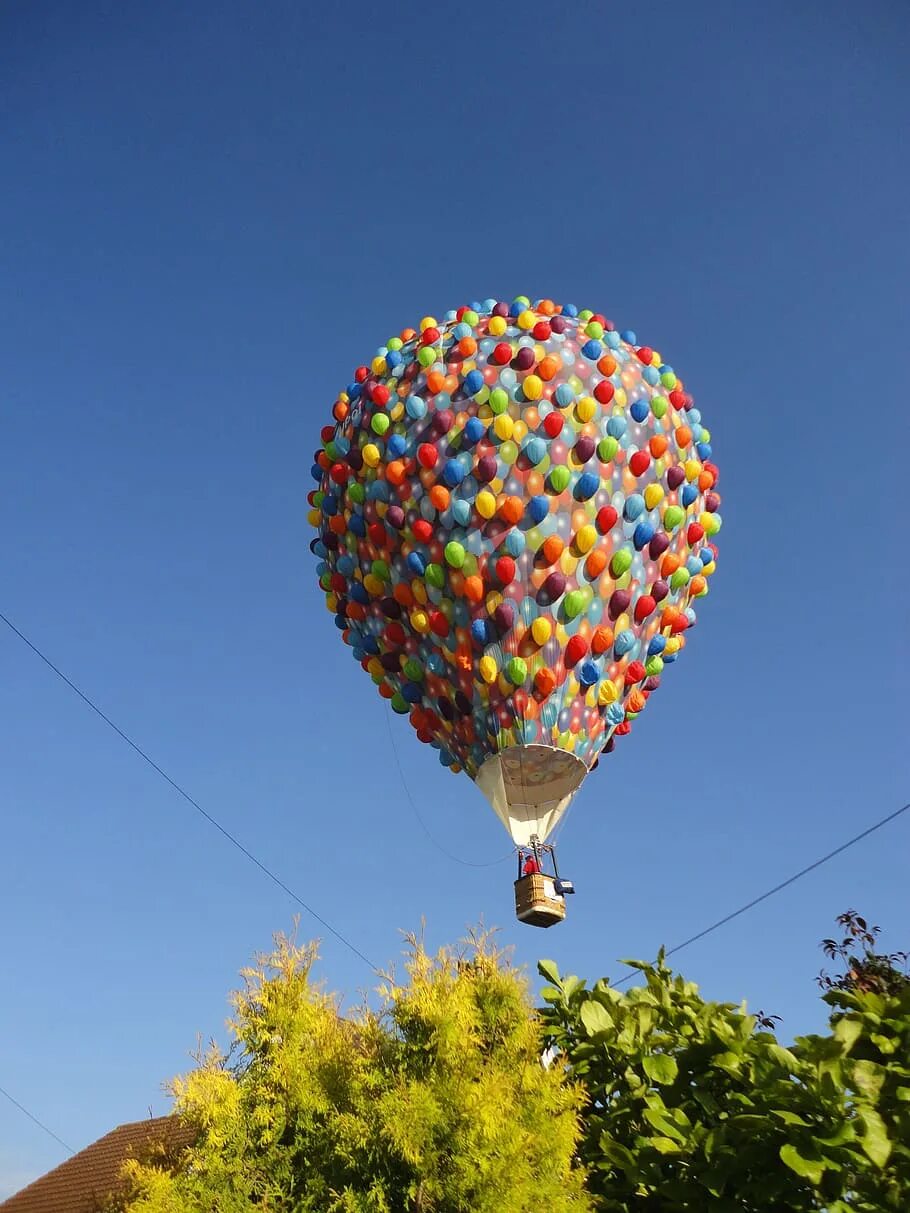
top-left (531, 617), bottom-right (552, 645)
top-left (576, 395), bottom-right (596, 423)
top-left (479, 655), bottom-right (498, 683)
top-left (493, 414), bottom-right (514, 441)
top-left (476, 490), bottom-right (496, 519)
top-left (363, 444), bottom-right (381, 468)
top-left (598, 680), bottom-right (619, 706)
top-left (684, 458), bottom-right (701, 482)
top-left (523, 374), bottom-right (543, 400)
top-left (575, 524), bottom-right (596, 553)
top-left (363, 574), bottom-right (383, 596)
top-left (411, 609), bottom-right (429, 633)
top-left (488, 315), bottom-right (507, 336)
top-left (517, 309), bottom-right (537, 330)
top-left (644, 484), bottom-right (664, 511)
top-left (307, 508), bottom-right (321, 527)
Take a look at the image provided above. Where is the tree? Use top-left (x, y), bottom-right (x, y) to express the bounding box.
top-left (537, 953), bottom-right (860, 1211)
top-left (807, 910), bottom-right (910, 1211)
top-left (122, 928), bottom-right (591, 1213)
top-left (818, 909), bottom-right (909, 997)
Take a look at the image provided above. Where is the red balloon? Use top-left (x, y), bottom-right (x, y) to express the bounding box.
top-left (565, 635), bottom-right (588, 667)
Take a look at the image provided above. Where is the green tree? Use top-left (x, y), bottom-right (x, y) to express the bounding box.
top-left (123, 929), bottom-right (591, 1213)
top-left (537, 952), bottom-right (860, 1211)
top-left (806, 910), bottom-right (910, 1210)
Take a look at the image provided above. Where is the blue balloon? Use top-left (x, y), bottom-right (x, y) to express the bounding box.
top-left (614, 629), bottom-right (635, 657)
top-left (575, 472), bottom-right (599, 501)
top-left (630, 399), bottom-right (649, 423)
top-left (581, 339), bottom-right (602, 360)
top-left (526, 495), bottom-right (549, 524)
top-left (633, 522), bottom-right (655, 550)
top-left (681, 483), bottom-right (698, 507)
top-left (647, 634), bottom-right (666, 656)
top-left (554, 383), bottom-right (575, 407)
top-left (464, 369), bottom-right (484, 396)
top-left (442, 459), bottom-right (466, 487)
top-left (465, 416), bottom-right (486, 443)
top-left (624, 493), bottom-right (645, 521)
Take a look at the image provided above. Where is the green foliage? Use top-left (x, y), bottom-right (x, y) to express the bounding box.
top-left (123, 929), bottom-right (590, 1213)
top-left (538, 951), bottom-right (861, 1211)
top-left (802, 983), bottom-right (910, 1211)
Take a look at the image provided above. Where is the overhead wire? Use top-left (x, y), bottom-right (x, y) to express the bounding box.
top-left (0, 610), bottom-right (378, 973)
top-left (0, 1083), bottom-right (74, 1155)
top-left (612, 799), bottom-right (910, 987)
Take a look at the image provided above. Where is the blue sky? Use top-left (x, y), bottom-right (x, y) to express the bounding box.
top-left (1, 0), bottom-right (908, 1193)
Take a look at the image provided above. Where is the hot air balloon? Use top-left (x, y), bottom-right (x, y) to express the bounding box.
top-left (310, 298), bottom-right (720, 926)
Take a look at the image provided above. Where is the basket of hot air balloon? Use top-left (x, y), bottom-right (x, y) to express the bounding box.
top-left (310, 297), bottom-right (720, 926)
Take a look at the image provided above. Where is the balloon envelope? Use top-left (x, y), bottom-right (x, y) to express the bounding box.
top-left (311, 298), bottom-right (720, 845)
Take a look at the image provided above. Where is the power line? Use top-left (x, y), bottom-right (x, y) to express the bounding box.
top-left (0, 1083), bottom-right (74, 1155)
top-left (613, 799), bottom-right (910, 987)
top-left (0, 610), bottom-right (377, 973)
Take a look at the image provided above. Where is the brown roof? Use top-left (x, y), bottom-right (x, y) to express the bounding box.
top-left (0, 1116), bottom-right (195, 1213)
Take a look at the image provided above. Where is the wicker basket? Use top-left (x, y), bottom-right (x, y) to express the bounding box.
top-left (514, 873), bottom-right (567, 928)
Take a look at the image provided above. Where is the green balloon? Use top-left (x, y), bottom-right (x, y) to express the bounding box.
top-left (670, 567), bottom-right (691, 591)
top-left (506, 657), bottom-right (527, 685)
top-left (663, 505), bottom-right (685, 530)
top-left (444, 541), bottom-right (465, 569)
top-left (610, 548), bottom-right (633, 577)
top-left (564, 589), bottom-right (585, 619)
top-left (645, 655), bottom-right (664, 677)
top-left (463, 309), bottom-right (479, 327)
top-left (548, 465), bottom-right (571, 493)
top-left (403, 658), bottom-right (424, 681)
top-left (387, 336), bottom-right (403, 351)
top-left (371, 413), bottom-right (390, 435)
top-left (347, 482), bottom-right (365, 504)
top-left (417, 346), bottom-right (436, 367)
top-left (371, 559), bottom-right (390, 581)
top-left (425, 562), bottom-right (445, 589)
top-left (597, 436), bottom-right (619, 462)
top-left (489, 387), bottom-right (509, 414)
top-left (651, 395), bottom-right (668, 419)
top-left (391, 692), bottom-right (409, 714)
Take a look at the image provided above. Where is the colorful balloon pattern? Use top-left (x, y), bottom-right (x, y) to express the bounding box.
top-left (309, 298), bottom-right (720, 821)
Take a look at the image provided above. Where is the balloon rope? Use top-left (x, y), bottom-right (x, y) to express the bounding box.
top-left (383, 706), bottom-right (513, 868)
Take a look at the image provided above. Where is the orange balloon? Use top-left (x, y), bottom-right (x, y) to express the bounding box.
top-left (540, 535), bottom-right (564, 565)
top-left (597, 354), bottom-right (617, 377)
top-left (464, 575), bottom-right (484, 602)
top-left (499, 495), bottom-right (524, 526)
top-left (386, 460), bottom-right (407, 486)
top-left (333, 401), bottom-right (349, 422)
top-left (430, 485), bottom-right (450, 511)
top-left (661, 553), bottom-right (681, 577)
top-left (649, 434), bottom-right (668, 458)
top-left (591, 624), bottom-right (614, 654)
top-left (458, 336), bottom-right (477, 357)
top-left (538, 355), bottom-right (560, 381)
top-left (393, 582), bottom-right (414, 608)
top-left (585, 548), bottom-right (607, 579)
top-left (675, 425), bottom-right (692, 448)
top-left (527, 470), bottom-right (544, 496)
top-left (535, 667), bottom-right (556, 696)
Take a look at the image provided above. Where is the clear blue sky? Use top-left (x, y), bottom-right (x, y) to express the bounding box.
top-left (1, 0), bottom-right (907, 1194)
